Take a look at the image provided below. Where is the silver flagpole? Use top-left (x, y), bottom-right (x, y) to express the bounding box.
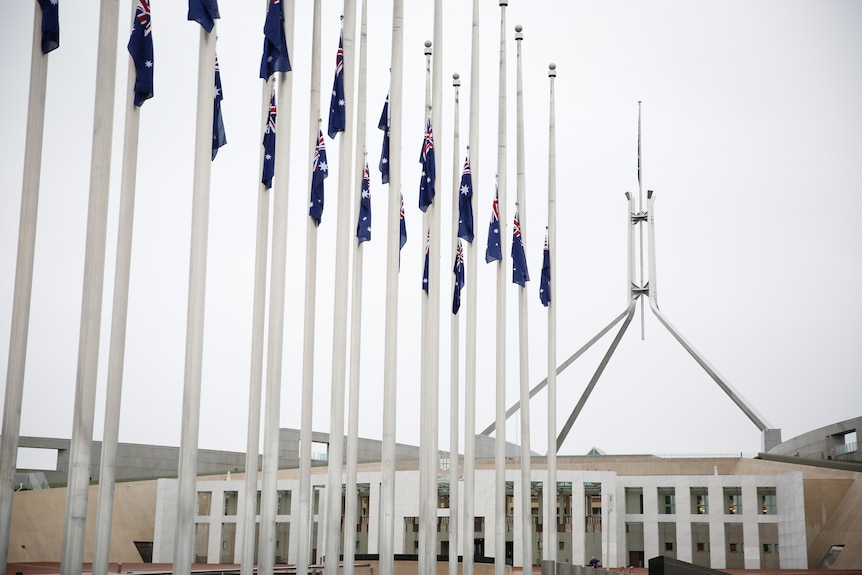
top-left (61, 0), bottom-right (120, 572)
top-left (463, 1), bottom-right (480, 574)
top-left (325, 0), bottom-right (357, 571)
top-left (380, 1), bottom-right (404, 573)
top-left (345, 3), bottom-right (368, 575)
top-left (494, 2), bottom-right (509, 575)
top-left (93, 3), bottom-right (143, 574)
top-left (297, 2), bottom-right (322, 574)
top-left (638, 101), bottom-right (645, 340)
top-left (0, 5), bottom-right (50, 570)
top-left (259, 0), bottom-right (296, 572)
top-left (173, 21), bottom-right (217, 575)
top-left (514, 25), bottom-right (532, 573)
top-left (448, 73), bottom-right (461, 575)
top-left (544, 63), bottom-right (558, 565)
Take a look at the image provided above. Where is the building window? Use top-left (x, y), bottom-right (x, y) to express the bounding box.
top-left (697, 542), bottom-right (706, 552)
top-left (690, 487), bottom-right (708, 514)
top-left (757, 487), bottom-right (777, 514)
top-left (224, 491), bottom-right (238, 515)
top-left (665, 542), bottom-right (673, 551)
top-left (659, 487), bottom-right (675, 514)
top-left (197, 491), bottom-right (212, 516)
top-left (277, 490), bottom-right (291, 515)
top-left (724, 487), bottom-right (742, 514)
top-left (625, 487), bottom-right (643, 514)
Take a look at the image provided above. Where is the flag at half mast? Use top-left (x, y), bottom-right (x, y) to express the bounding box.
top-left (309, 129), bottom-right (328, 225)
top-left (260, 0), bottom-right (291, 79)
top-left (418, 120), bottom-right (435, 212)
top-left (422, 230), bottom-right (430, 293)
top-left (485, 187), bottom-right (502, 263)
top-left (511, 210), bottom-right (529, 287)
top-left (261, 91), bottom-right (276, 189)
top-left (211, 54), bottom-right (227, 160)
top-left (127, 0), bottom-right (154, 107)
top-left (37, 0), bottom-right (60, 54)
top-left (452, 240), bottom-right (465, 314)
top-left (356, 161), bottom-right (371, 244)
top-left (458, 155), bottom-right (474, 243)
top-left (328, 28), bottom-right (345, 138)
top-left (539, 232), bottom-right (551, 306)
top-left (188, 0), bottom-right (219, 33)
top-left (378, 92), bottom-right (390, 184)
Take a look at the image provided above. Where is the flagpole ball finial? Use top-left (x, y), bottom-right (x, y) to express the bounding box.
top-left (647, 189), bottom-right (654, 199)
top-left (500, 0), bottom-right (508, 6)
top-left (549, 63), bottom-right (557, 77)
top-left (425, 40), bottom-right (432, 56)
top-left (453, 73), bottom-right (461, 87)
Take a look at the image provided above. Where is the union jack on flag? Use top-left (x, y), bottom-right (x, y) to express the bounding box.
top-left (309, 129), bottom-right (328, 225)
top-left (127, 0), bottom-right (154, 107)
top-left (418, 120), bottom-right (435, 212)
top-left (485, 187), bottom-right (502, 263)
top-left (511, 210), bottom-right (530, 287)
top-left (452, 240), bottom-right (465, 314)
top-left (261, 91), bottom-right (276, 188)
top-left (328, 30), bottom-right (345, 138)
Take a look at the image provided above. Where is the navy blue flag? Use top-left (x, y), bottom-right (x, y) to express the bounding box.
top-left (422, 231), bottom-right (430, 293)
top-left (211, 54), bottom-right (227, 160)
top-left (38, 0), bottom-right (60, 54)
top-left (356, 162), bottom-right (372, 244)
top-left (309, 129), bottom-right (328, 225)
top-left (188, 0), bottom-right (219, 33)
top-left (457, 156), bottom-right (474, 243)
top-left (259, 0), bottom-right (291, 79)
top-left (399, 194), bottom-right (407, 251)
top-left (127, 0), bottom-right (154, 107)
top-left (328, 30), bottom-right (345, 138)
top-left (511, 211), bottom-right (530, 287)
top-left (378, 93), bottom-right (390, 184)
top-left (485, 189), bottom-right (502, 263)
top-left (261, 92), bottom-right (276, 188)
top-left (418, 120), bottom-right (435, 212)
top-left (452, 240), bottom-right (465, 314)
top-left (539, 232), bottom-right (551, 307)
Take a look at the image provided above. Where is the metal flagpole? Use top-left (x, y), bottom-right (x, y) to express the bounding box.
top-left (259, 0), bottom-right (296, 572)
top-left (380, 1), bottom-right (404, 573)
top-left (297, 2), bottom-right (322, 574)
top-left (325, 0), bottom-right (357, 571)
top-left (61, 0), bottom-right (119, 572)
top-left (514, 25), bottom-right (532, 573)
top-left (345, 3), bottom-right (368, 574)
top-left (93, 3), bottom-right (143, 573)
top-left (0, 5), bottom-right (50, 570)
top-left (544, 63), bottom-right (558, 566)
top-left (448, 72), bottom-right (461, 575)
top-left (463, 1), bottom-right (480, 573)
top-left (173, 20), bottom-right (217, 575)
top-left (494, 3), bottom-right (508, 575)
top-left (638, 102), bottom-right (645, 340)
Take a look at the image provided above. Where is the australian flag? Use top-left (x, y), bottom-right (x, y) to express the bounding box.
top-left (452, 241), bottom-right (465, 314)
top-left (212, 54), bottom-right (227, 160)
top-left (309, 129), bottom-right (328, 225)
top-left (378, 93), bottom-right (390, 184)
top-left (485, 188), bottom-right (502, 263)
top-left (418, 120), bottom-right (435, 212)
top-left (539, 232), bottom-right (551, 306)
top-left (328, 30), bottom-right (345, 138)
top-left (188, 0), bottom-right (219, 33)
top-left (261, 91), bottom-right (276, 189)
top-left (422, 231), bottom-right (430, 293)
top-left (458, 156), bottom-right (474, 243)
top-left (399, 194), bottom-right (407, 251)
top-left (38, 0), bottom-right (60, 54)
top-left (127, 0), bottom-right (154, 107)
top-left (260, 0), bottom-right (291, 80)
top-left (511, 211), bottom-right (530, 287)
top-left (356, 162), bottom-right (372, 244)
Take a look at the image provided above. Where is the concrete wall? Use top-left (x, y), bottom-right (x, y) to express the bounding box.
top-left (767, 417), bottom-right (861, 462)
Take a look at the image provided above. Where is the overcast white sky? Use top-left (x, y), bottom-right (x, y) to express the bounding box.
top-left (2, 1), bottom-right (861, 467)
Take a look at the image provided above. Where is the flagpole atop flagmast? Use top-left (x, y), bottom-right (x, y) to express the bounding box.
top-left (344, 2), bottom-right (369, 574)
top-left (0, 5), bottom-right (50, 570)
top-left (463, 1), bottom-right (480, 574)
top-left (448, 72), bottom-right (461, 575)
top-left (61, 0), bottom-right (120, 572)
top-left (494, 3), bottom-right (508, 575)
top-left (514, 24), bottom-right (533, 573)
top-left (380, 1), bottom-right (404, 574)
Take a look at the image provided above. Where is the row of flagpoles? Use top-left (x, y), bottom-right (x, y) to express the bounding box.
top-left (0, 2), bottom-right (561, 575)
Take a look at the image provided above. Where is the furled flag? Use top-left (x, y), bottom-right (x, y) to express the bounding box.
top-left (38, 0), bottom-right (60, 54)
top-left (484, 188), bottom-right (502, 263)
top-left (309, 129), bottom-right (328, 225)
top-left (511, 211), bottom-right (530, 287)
top-left (356, 162), bottom-right (372, 244)
top-left (261, 91), bottom-right (276, 189)
top-left (422, 231), bottom-right (430, 293)
top-left (327, 30), bottom-right (345, 138)
top-left (259, 0), bottom-right (291, 80)
top-left (378, 93), bottom-right (390, 184)
top-left (418, 120), bottom-right (435, 212)
top-left (539, 232), bottom-right (551, 306)
top-left (211, 54), bottom-right (227, 160)
top-left (127, 0), bottom-right (154, 107)
top-left (457, 155), bottom-right (474, 243)
top-left (188, 0), bottom-right (219, 33)
top-left (452, 240), bottom-right (465, 314)
top-left (399, 194), bottom-right (407, 251)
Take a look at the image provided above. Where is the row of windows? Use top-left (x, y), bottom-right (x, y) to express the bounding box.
top-left (625, 486), bottom-right (777, 515)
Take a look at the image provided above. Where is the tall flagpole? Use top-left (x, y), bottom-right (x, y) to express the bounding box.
top-left (297, 2), bottom-right (321, 574)
top-left (259, 0), bottom-right (295, 572)
top-left (0, 5), bottom-right (51, 570)
top-left (380, 1), bottom-right (404, 573)
top-left (544, 63), bottom-right (558, 565)
top-left (514, 25), bottom-right (532, 573)
top-left (638, 101), bottom-right (645, 340)
top-left (448, 73), bottom-right (461, 575)
top-left (494, 2), bottom-right (509, 574)
top-left (92, 3), bottom-right (143, 574)
top-left (61, 0), bottom-right (120, 573)
top-left (344, 3), bottom-right (368, 575)
top-left (326, 0), bottom-right (357, 572)
top-left (463, 1), bottom-right (480, 574)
